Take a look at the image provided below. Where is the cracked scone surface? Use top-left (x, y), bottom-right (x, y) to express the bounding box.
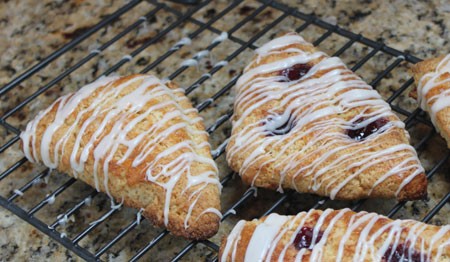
top-left (226, 33), bottom-right (427, 201)
top-left (20, 74), bottom-right (221, 240)
top-left (219, 209), bottom-right (450, 262)
top-left (411, 55), bottom-right (450, 149)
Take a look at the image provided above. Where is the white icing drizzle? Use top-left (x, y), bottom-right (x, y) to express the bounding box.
top-left (44, 172), bottom-right (50, 184)
top-left (90, 49), bottom-right (101, 55)
top-left (136, 208), bottom-right (145, 225)
top-left (181, 58), bottom-right (199, 67)
top-left (122, 55), bottom-right (133, 62)
top-left (197, 98), bottom-right (214, 110)
top-left (209, 114), bottom-right (230, 132)
top-left (223, 208), bottom-right (236, 217)
top-left (178, 37), bottom-right (192, 46)
top-left (245, 186), bottom-right (258, 197)
top-left (170, 37), bottom-right (192, 51)
top-left (110, 198), bottom-right (124, 210)
top-left (211, 138), bottom-right (229, 159)
top-left (89, 200), bottom-right (123, 226)
top-left (227, 33), bottom-right (423, 199)
top-left (220, 209), bottom-right (450, 262)
top-left (32, 177), bottom-right (42, 185)
top-left (310, 209), bottom-right (348, 261)
top-left (190, 83), bottom-right (200, 90)
top-left (13, 189), bottom-right (24, 196)
top-left (20, 75), bottom-right (221, 228)
top-left (84, 196), bottom-right (92, 206)
top-left (57, 214), bottom-right (71, 227)
top-left (195, 207), bottom-right (223, 223)
top-left (202, 73), bottom-right (212, 79)
top-left (278, 209), bottom-right (315, 262)
top-left (214, 60), bottom-right (229, 69)
top-left (194, 50), bottom-right (210, 60)
top-left (46, 194), bottom-right (56, 204)
top-left (416, 54), bottom-right (450, 126)
top-left (255, 34), bottom-right (305, 56)
top-left (178, 49), bottom-right (210, 72)
top-left (212, 32), bottom-right (228, 45)
top-left (221, 220), bottom-right (246, 262)
top-left (244, 214), bottom-right (289, 262)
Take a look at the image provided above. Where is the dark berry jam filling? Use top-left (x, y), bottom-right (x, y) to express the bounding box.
top-left (265, 114), bottom-right (295, 136)
top-left (293, 227), bottom-right (323, 250)
top-left (346, 117), bottom-right (389, 141)
top-left (279, 63), bottom-right (312, 82)
top-left (382, 244), bottom-right (423, 262)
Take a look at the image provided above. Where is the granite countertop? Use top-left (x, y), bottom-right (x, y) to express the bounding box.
top-left (1, 0), bottom-right (450, 261)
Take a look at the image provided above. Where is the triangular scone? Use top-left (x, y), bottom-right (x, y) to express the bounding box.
top-left (226, 33), bottom-right (427, 201)
top-left (411, 55), bottom-right (450, 148)
top-left (219, 209), bottom-right (450, 261)
top-left (20, 74), bottom-right (221, 240)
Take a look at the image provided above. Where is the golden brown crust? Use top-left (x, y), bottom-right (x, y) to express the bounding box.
top-left (411, 56), bottom-right (450, 148)
top-left (226, 33), bottom-right (427, 201)
top-left (21, 74), bottom-right (221, 240)
top-left (219, 209), bottom-right (450, 262)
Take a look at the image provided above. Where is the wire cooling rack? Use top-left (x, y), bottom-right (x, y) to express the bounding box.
top-left (1, 0), bottom-right (449, 261)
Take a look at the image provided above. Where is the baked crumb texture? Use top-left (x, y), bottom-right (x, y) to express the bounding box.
top-left (219, 208), bottom-right (450, 261)
top-left (226, 33), bottom-right (427, 201)
top-left (20, 74), bottom-right (222, 240)
top-left (411, 55), bottom-right (450, 148)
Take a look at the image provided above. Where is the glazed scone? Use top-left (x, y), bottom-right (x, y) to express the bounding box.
top-left (219, 209), bottom-right (450, 262)
top-left (411, 55), bottom-right (450, 148)
top-left (226, 33), bottom-right (427, 201)
top-left (20, 74), bottom-right (222, 240)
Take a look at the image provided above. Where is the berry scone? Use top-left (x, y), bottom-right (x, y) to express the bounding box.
top-left (226, 33), bottom-right (427, 201)
top-left (219, 209), bottom-right (450, 262)
top-left (20, 74), bottom-right (221, 240)
top-left (411, 54), bottom-right (450, 148)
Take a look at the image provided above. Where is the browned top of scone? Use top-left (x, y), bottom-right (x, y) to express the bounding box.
top-left (219, 209), bottom-right (450, 261)
top-left (226, 32), bottom-right (426, 201)
top-left (411, 55), bottom-right (450, 149)
top-left (20, 74), bottom-right (221, 240)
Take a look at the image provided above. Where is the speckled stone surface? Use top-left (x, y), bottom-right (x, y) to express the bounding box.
top-left (1, 0), bottom-right (449, 261)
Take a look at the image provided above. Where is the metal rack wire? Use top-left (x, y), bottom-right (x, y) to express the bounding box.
top-left (0, 0), bottom-right (449, 261)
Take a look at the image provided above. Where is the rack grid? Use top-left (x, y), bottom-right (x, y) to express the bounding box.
top-left (1, 0), bottom-right (449, 261)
